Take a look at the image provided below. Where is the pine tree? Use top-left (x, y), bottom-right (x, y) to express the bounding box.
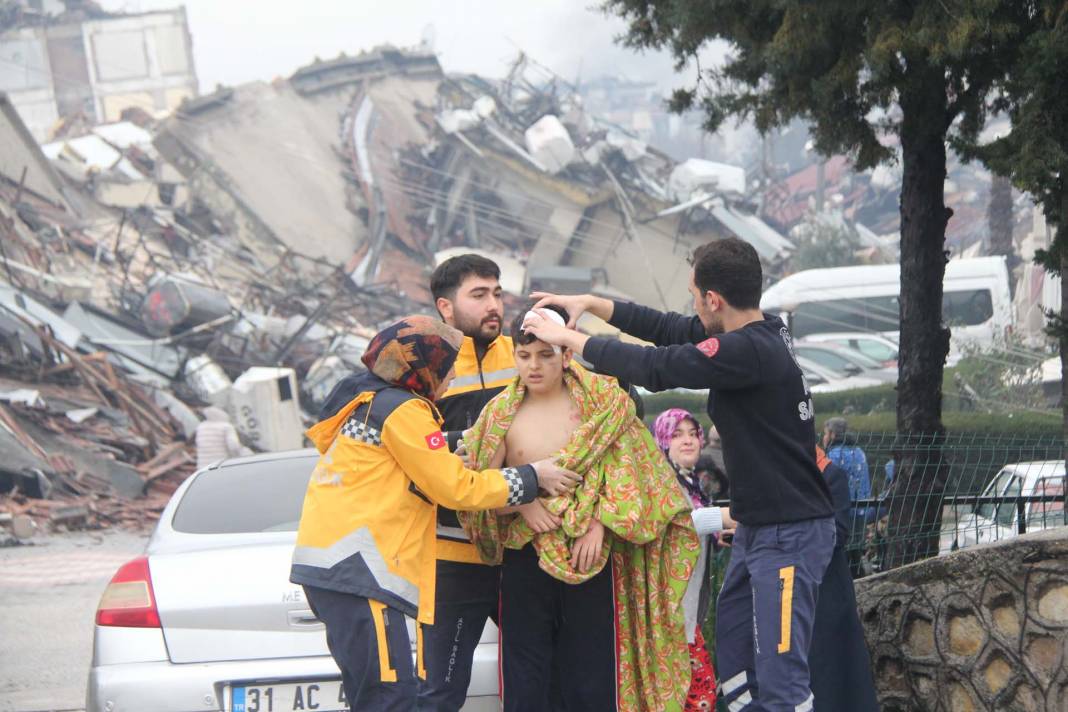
top-left (957, 2), bottom-right (1068, 443)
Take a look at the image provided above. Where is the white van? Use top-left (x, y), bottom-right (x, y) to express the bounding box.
top-left (761, 257), bottom-right (1012, 356)
top-left (939, 460), bottom-right (1066, 554)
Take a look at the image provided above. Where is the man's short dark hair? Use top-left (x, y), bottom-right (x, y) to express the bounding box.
top-left (510, 304), bottom-right (570, 346)
top-left (691, 238), bottom-right (762, 309)
top-left (430, 254), bottom-right (501, 303)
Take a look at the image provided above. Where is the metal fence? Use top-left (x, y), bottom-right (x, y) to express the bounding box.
top-left (699, 431), bottom-right (1066, 710)
top-left (831, 431), bottom-right (1066, 576)
top-left (706, 431), bottom-right (1067, 578)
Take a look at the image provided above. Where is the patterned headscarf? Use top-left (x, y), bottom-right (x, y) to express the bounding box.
top-left (653, 408), bottom-right (705, 453)
top-left (361, 315), bottom-right (463, 400)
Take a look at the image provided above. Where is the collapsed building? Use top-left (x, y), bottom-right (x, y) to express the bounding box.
top-left (154, 50), bottom-right (793, 314)
top-left (0, 40), bottom-right (795, 535)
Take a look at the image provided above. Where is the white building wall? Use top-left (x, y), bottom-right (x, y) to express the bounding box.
top-left (82, 9), bottom-right (197, 122)
top-left (0, 28), bottom-right (59, 140)
top-left (0, 9), bottom-right (196, 140)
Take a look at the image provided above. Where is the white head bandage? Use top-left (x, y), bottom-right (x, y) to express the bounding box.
top-left (520, 309), bottom-right (566, 354)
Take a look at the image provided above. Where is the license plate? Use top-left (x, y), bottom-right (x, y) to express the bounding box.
top-left (230, 680), bottom-right (346, 712)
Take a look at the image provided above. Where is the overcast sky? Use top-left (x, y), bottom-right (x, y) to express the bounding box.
top-left (97, 0), bottom-right (718, 94)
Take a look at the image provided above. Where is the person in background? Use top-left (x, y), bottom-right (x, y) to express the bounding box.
top-left (809, 446), bottom-right (879, 711)
top-left (696, 424), bottom-right (729, 503)
top-left (822, 417), bottom-right (872, 508)
top-left (653, 408), bottom-right (735, 712)
top-left (823, 417), bottom-right (871, 575)
top-left (290, 316), bottom-right (580, 711)
top-left (194, 406), bottom-right (250, 468)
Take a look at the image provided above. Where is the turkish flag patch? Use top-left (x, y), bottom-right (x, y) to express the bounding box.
top-left (697, 337), bottom-right (720, 359)
top-left (425, 431), bottom-right (446, 450)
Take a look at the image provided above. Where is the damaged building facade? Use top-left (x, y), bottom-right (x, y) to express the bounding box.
top-left (1, 0), bottom-right (197, 141)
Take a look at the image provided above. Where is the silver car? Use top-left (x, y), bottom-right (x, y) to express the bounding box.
top-left (86, 450), bottom-right (499, 712)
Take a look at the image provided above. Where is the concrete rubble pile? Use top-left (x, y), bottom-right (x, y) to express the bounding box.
top-left (0, 90), bottom-right (381, 536)
top-left (0, 34), bottom-right (803, 537)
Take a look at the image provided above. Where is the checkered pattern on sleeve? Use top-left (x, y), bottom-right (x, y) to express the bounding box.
top-left (340, 417), bottom-right (382, 446)
top-left (502, 467), bottom-right (525, 506)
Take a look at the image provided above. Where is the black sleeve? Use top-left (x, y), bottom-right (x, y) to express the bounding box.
top-left (583, 331), bottom-right (762, 392)
top-left (608, 300), bottom-right (707, 347)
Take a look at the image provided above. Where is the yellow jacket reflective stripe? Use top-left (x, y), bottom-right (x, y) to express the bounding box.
top-left (290, 378), bottom-right (537, 623)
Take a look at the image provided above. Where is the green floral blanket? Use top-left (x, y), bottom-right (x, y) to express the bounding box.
top-left (458, 367), bottom-right (699, 712)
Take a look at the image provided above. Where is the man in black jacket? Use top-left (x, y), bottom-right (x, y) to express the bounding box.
top-left (523, 237), bottom-right (835, 712)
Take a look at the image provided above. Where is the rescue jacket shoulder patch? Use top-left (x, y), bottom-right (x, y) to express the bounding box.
top-left (697, 337), bottom-right (720, 359)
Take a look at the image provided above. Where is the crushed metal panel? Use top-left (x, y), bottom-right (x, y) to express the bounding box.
top-left (0, 285), bottom-right (82, 349)
top-left (91, 121), bottom-right (153, 149)
top-left (710, 204), bottom-right (792, 261)
top-left (62, 302), bottom-right (184, 379)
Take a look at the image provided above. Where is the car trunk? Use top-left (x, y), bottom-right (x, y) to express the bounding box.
top-left (151, 541), bottom-right (331, 664)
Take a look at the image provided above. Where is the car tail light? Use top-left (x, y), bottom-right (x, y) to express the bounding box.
top-left (95, 556), bottom-right (161, 628)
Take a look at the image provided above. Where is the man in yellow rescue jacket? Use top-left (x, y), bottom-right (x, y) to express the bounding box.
top-left (290, 315), bottom-right (580, 712)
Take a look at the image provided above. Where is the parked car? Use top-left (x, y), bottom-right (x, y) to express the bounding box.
top-left (793, 341), bottom-right (897, 384)
top-left (796, 356), bottom-right (884, 394)
top-left (939, 460), bottom-right (1066, 555)
top-left (86, 450), bottom-right (499, 712)
top-left (801, 332), bottom-right (899, 367)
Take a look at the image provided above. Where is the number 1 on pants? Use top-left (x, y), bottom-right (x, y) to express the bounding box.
top-left (778, 566), bottom-right (795, 654)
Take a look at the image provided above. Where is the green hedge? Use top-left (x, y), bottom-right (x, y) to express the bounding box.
top-left (824, 411), bottom-right (1063, 437)
top-left (813, 384), bottom-right (896, 415)
top-left (641, 388), bottom-right (1062, 438)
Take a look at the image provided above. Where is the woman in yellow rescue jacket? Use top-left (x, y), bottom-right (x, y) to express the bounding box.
top-left (290, 315), bottom-right (579, 712)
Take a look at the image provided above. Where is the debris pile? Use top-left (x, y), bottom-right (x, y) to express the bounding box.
top-left (1, 31), bottom-right (1045, 538)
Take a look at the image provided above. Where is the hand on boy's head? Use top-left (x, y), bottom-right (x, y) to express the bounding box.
top-left (521, 310), bottom-right (572, 347)
top-left (529, 292), bottom-right (586, 328)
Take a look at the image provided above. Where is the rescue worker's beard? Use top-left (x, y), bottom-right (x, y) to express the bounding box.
top-left (701, 311), bottom-right (725, 336)
top-left (454, 309), bottom-right (502, 347)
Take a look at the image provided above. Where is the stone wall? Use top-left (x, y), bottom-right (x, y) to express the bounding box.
top-left (855, 528), bottom-right (1068, 711)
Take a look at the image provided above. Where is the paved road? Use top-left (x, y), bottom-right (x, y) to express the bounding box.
top-left (0, 529), bottom-right (148, 712)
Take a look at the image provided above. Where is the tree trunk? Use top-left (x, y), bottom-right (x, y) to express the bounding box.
top-left (886, 67), bottom-right (953, 569)
top-left (988, 173), bottom-right (1017, 281)
top-left (1060, 191), bottom-right (1068, 452)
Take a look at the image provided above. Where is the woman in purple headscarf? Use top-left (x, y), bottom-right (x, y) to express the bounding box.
top-left (653, 408), bottom-right (737, 712)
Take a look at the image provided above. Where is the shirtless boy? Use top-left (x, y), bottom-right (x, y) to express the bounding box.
top-left (460, 306), bottom-right (698, 712)
top-left (480, 306), bottom-right (615, 711)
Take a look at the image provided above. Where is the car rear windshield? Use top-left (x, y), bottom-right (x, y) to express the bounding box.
top-left (172, 457), bottom-right (315, 534)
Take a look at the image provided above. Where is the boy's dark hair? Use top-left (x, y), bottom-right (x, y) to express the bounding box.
top-left (690, 237), bottom-right (762, 309)
top-left (510, 304), bottom-right (570, 346)
top-left (430, 254), bottom-right (500, 303)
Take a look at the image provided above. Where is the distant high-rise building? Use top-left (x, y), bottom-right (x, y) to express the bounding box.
top-left (0, 1), bottom-right (197, 140)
